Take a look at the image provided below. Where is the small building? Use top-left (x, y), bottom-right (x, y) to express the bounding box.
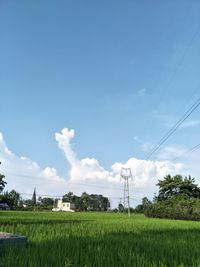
top-left (52, 200), bottom-right (75, 212)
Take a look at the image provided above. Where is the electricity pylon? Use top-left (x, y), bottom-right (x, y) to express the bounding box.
top-left (120, 167), bottom-right (132, 216)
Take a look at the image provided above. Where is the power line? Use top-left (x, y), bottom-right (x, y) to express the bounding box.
top-left (18, 192), bottom-right (141, 202)
top-left (162, 23), bottom-right (200, 95)
top-left (4, 172), bottom-right (122, 191)
top-left (155, 22), bottom-right (200, 107)
top-left (146, 95), bottom-right (200, 159)
top-left (4, 171), bottom-right (145, 194)
top-left (146, 22), bottom-right (200, 160)
top-left (172, 143), bottom-right (200, 162)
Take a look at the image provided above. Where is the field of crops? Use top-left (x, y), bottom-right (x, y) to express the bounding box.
top-left (1, 211), bottom-right (200, 267)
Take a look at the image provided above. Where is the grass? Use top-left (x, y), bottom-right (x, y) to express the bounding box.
top-left (1, 211), bottom-right (200, 266)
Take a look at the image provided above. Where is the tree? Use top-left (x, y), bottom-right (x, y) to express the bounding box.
top-left (135, 197), bottom-right (152, 213)
top-left (88, 194), bottom-right (110, 211)
top-left (62, 192), bottom-right (81, 209)
top-left (134, 204), bottom-right (143, 213)
top-left (23, 199), bottom-right (33, 206)
top-left (40, 197), bottom-right (54, 206)
top-left (0, 162), bottom-right (6, 193)
top-left (32, 187), bottom-right (36, 207)
top-left (145, 174), bottom-right (200, 221)
top-left (157, 174), bottom-right (200, 201)
top-left (62, 191), bottom-right (110, 211)
top-left (145, 196), bottom-right (200, 221)
top-left (62, 192), bottom-right (74, 202)
top-left (8, 190), bottom-right (21, 207)
top-left (118, 203), bottom-right (124, 212)
top-left (80, 192), bottom-right (89, 211)
top-left (0, 190), bottom-right (21, 207)
top-left (142, 197), bottom-right (152, 208)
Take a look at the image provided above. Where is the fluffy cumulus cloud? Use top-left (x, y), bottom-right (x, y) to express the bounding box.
top-left (0, 129), bottom-right (187, 205)
top-left (55, 129), bottom-right (115, 194)
top-left (55, 128), bottom-right (183, 202)
top-left (0, 133), bottom-right (66, 197)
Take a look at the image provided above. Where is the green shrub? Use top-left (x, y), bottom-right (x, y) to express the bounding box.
top-left (145, 196), bottom-right (200, 220)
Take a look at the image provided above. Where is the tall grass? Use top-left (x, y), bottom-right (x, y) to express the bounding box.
top-left (1, 211), bottom-right (200, 266)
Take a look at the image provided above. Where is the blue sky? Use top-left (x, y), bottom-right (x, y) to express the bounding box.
top-left (0, 1), bottom-right (200, 202)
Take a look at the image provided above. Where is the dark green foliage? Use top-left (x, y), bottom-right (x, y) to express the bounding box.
top-left (23, 199), bottom-right (34, 206)
top-left (39, 197), bottom-right (54, 206)
top-left (88, 193), bottom-right (110, 211)
top-left (22, 197), bottom-right (54, 211)
top-left (146, 174), bottom-right (200, 220)
top-left (134, 204), bottom-right (143, 213)
top-left (118, 203), bottom-right (124, 212)
top-left (145, 196), bottom-right (200, 220)
top-left (157, 174), bottom-right (200, 201)
top-left (0, 162), bottom-right (6, 193)
top-left (135, 197), bottom-right (152, 213)
top-left (62, 191), bottom-right (74, 202)
top-left (32, 188), bottom-right (36, 206)
top-left (62, 191), bottom-right (110, 211)
top-left (0, 190), bottom-right (21, 207)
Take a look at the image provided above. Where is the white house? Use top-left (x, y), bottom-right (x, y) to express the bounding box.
top-left (52, 200), bottom-right (75, 212)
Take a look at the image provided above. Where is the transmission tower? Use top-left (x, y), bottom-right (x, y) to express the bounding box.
top-left (120, 167), bottom-right (132, 216)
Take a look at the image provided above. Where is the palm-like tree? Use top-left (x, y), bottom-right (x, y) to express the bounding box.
top-left (157, 174), bottom-right (200, 200)
top-left (0, 162), bottom-right (6, 193)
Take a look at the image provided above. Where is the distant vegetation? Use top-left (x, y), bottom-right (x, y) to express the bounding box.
top-left (145, 174), bottom-right (200, 220)
top-left (62, 191), bottom-right (110, 211)
top-left (0, 190), bottom-right (110, 211)
top-left (0, 162), bottom-right (110, 211)
top-left (0, 168), bottom-right (110, 211)
top-left (0, 162), bottom-right (6, 193)
top-left (1, 159), bottom-right (200, 220)
top-left (2, 165), bottom-right (200, 265)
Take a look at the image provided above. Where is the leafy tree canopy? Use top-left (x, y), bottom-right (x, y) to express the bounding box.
top-left (62, 191), bottom-right (110, 211)
top-left (0, 162), bottom-right (6, 193)
top-left (135, 197), bottom-right (152, 213)
top-left (38, 197), bottom-right (54, 206)
top-left (0, 190), bottom-right (21, 207)
top-left (157, 174), bottom-right (200, 201)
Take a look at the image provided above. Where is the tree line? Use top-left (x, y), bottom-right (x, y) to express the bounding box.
top-left (62, 192), bottom-right (110, 211)
top-left (0, 190), bottom-right (110, 212)
top-left (0, 163), bottom-right (110, 211)
top-left (2, 160), bottom-right (200, 219)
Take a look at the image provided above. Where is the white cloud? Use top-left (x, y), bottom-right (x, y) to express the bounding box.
top-left (0, 133), bottom-right (66, 197)
top-left (55, 129), bottom-right (114, 184)
top-left (55, 128), bottom-right (183, 202)
top-left (112, 158), bottom-right (182, 188)
top-left (0, 128), bottom-right (190, 206)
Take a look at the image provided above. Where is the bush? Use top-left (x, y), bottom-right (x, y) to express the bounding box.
top-left (145, 196), bottom-right (200, 221)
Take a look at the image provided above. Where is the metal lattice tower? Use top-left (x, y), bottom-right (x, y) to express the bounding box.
top-left (120, 167), bottom-right (132, 216)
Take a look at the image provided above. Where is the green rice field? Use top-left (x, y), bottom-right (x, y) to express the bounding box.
top-left (1, 211), bottom-right (200, 267)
